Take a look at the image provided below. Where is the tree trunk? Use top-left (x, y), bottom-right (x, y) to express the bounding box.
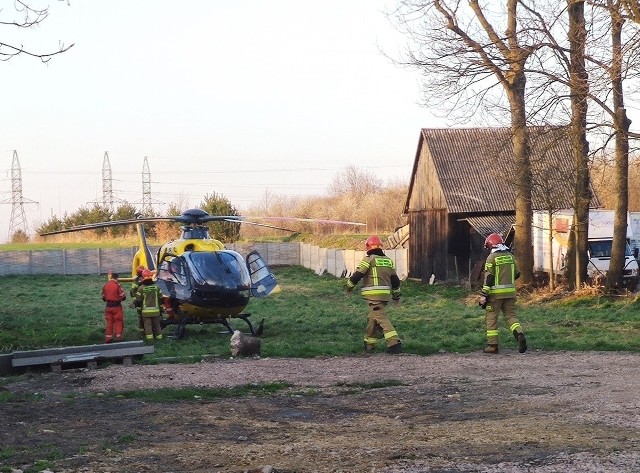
top-left (508, 86), bottom-right (534, 285)
top-left (567, 0), bottom-right (591, 290)
top-left (547, 210), bottom-right (555, 291)
top-left (608, 107), bottom-right (631, 290)
top-left (606, 9), bottom-right (631, 291)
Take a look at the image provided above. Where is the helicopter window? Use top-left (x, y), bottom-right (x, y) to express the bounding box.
top-left (158, 257), bottom-right (188, 285)
top-left (247, 252), bottom-right (272, 282)
top-left (185, 251), bottom-right (251, 288)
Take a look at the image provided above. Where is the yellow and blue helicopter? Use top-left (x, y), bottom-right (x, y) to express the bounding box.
top-left (40, 209), bottom-right (365, 339)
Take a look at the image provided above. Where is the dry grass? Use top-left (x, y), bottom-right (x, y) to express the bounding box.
top-left (463, 280), bottom-right (631, 307)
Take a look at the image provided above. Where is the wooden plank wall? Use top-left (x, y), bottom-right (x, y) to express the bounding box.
top-left (408, 209), bottom-right (448, 282)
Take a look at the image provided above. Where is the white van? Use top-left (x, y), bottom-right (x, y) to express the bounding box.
top-left (532, 209), bottom-right (639, 290)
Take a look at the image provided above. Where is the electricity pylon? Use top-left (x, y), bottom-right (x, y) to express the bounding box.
top-left (89, 151), bottom-right (123, 210)
top-left (102, 151), bottom-right (115, 210)
top-left (1, 150), bottom-right (38, 239)
top-left (135, 156), bottom-right (163, 215)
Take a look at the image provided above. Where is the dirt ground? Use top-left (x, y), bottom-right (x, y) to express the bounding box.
top-left (2, 350), bottom-right (640, 473)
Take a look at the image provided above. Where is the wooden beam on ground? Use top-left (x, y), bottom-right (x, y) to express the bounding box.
top-left (10, 341), bottom-right (154, 372)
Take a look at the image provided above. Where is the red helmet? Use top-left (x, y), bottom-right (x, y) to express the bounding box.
top-left (484, 233), bottom-right (504, 249)
top-left (365, 235), bottom-right (383, 250)
top-left (142, 269), bottom-right (154, 280)
top-left (136, 265), bottom-right (145, 274)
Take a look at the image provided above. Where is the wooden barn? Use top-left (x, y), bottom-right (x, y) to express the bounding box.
top-left (403, 126), bottom-right (600, 283)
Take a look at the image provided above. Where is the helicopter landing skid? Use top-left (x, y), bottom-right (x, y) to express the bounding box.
top-left (230, 313), bottom-right (258, 336)
top-left (160, 313), bottom-right (258, 340)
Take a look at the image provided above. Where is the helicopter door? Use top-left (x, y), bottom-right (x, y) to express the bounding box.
top-left (246, 250), bottom-right (278, 298)
top-left (156, 256), bottom-right (191, 301)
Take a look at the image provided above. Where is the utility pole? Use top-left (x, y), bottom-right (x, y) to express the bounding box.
top-left (1, 151), bottom-right (38, 239)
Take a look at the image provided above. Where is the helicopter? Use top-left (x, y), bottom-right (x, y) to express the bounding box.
top-left (40, 208), bottom-right (366, 339)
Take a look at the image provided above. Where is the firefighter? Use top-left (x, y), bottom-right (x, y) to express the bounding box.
top-left (346, 235), bottom-right (402, 354)
top-left (101, 272), bottom-right (127, 343)
top-left (135, 269), bottom-right (164, 341)
top-left (130, 265), bottom-right (146, 330)
top-left (479, 233), bottom-right (527, 354)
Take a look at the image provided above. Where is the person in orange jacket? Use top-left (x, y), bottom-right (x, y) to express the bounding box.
top-left (101, 272), bottom-right (127, 343)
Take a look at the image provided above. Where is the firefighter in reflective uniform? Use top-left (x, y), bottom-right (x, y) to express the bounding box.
top-left (130, 265), bottom-right (146, 330)
top-left (135, 269), bottom-right (163, 341)
top-left (346, 235), bottom-right (402, 354)
top-left (479, 233), bottom-right (527, 354)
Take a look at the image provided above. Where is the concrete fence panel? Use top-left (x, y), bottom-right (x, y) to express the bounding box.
top-left (300, 244), bottom-right (312, 268)
top-left (1, 251), bottom-right (35, 275)
top-left (30, 251), bottom-right (66, 275)
top-left (326, 249), bottom-right (344, 277)
top-left (0, 243), bottom-right (409, 280)
top-left (227, 242), bottom-right (300, 266)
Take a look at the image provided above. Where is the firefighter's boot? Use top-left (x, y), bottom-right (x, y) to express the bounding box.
top-left (483, 344), bottom-right (499, 354)
top-left (514, 330), bottom-right (527, 353)
top-left (386, 341), bottom-right (402, 354)
top-left (363, 343), bottom-right (375, 352)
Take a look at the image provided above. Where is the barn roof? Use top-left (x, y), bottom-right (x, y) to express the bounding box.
top-left (463, 214), bottom-right (516, 239)
top-left (404, 126), bottom-right (600, 214)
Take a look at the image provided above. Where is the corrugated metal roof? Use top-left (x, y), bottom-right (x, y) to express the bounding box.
top-left (463, 215), bottom-right (516, 239)
top-left (406, 126), bottom-right (600, 214)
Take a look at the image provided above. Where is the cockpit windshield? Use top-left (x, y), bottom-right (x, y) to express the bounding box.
top-left (184, 251), bottom-right (251, 288)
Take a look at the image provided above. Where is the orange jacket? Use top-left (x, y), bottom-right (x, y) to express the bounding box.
top-left (102, 279), bottom-right (126, 307)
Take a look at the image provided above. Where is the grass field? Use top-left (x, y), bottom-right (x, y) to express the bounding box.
top-left (1, 265), bottom-right (639, 360)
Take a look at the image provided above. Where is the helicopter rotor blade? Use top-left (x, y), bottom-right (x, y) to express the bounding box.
top-left (242, 216), bottom-right (367, 226)
top-left (38, 217), bottom-right (180, 236)
top-left (39, 210), bottom-right (366, 237)
top-left (221, 218), bottom-right (298, 233)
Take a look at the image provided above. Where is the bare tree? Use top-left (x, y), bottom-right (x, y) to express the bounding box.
top-left (567, 0), bottom-right (592, 290)
top-left (512, 0), bottom-right (640, 290)
top-left (328, 165), bottom-right (383, 198)
top-left (1, 1), bottom-right (73, 62)
top-left (561, 1), bottom-right (640, 290)
top-left (620, 0), bottom-right (640, 22)
top-left (592, 151), bottom-right (640, 211)
top-left (602, 1), bottom-right (634, 290)
top-left (391, 0), bottom-right (545, 284)
top-left (530, 133), bottom-right (578, 291)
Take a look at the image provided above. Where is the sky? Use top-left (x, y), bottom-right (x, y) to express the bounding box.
top-left (0, 0), bottom-right (440, 242)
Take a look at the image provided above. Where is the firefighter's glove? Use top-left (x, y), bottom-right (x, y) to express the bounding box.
top-left (345, 281), bottom-right (355, 295)
top-left (478, 294), bottom-right (488, 309)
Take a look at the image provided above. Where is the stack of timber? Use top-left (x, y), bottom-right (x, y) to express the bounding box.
top-left (387, 224), bottom-right (410, 249)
